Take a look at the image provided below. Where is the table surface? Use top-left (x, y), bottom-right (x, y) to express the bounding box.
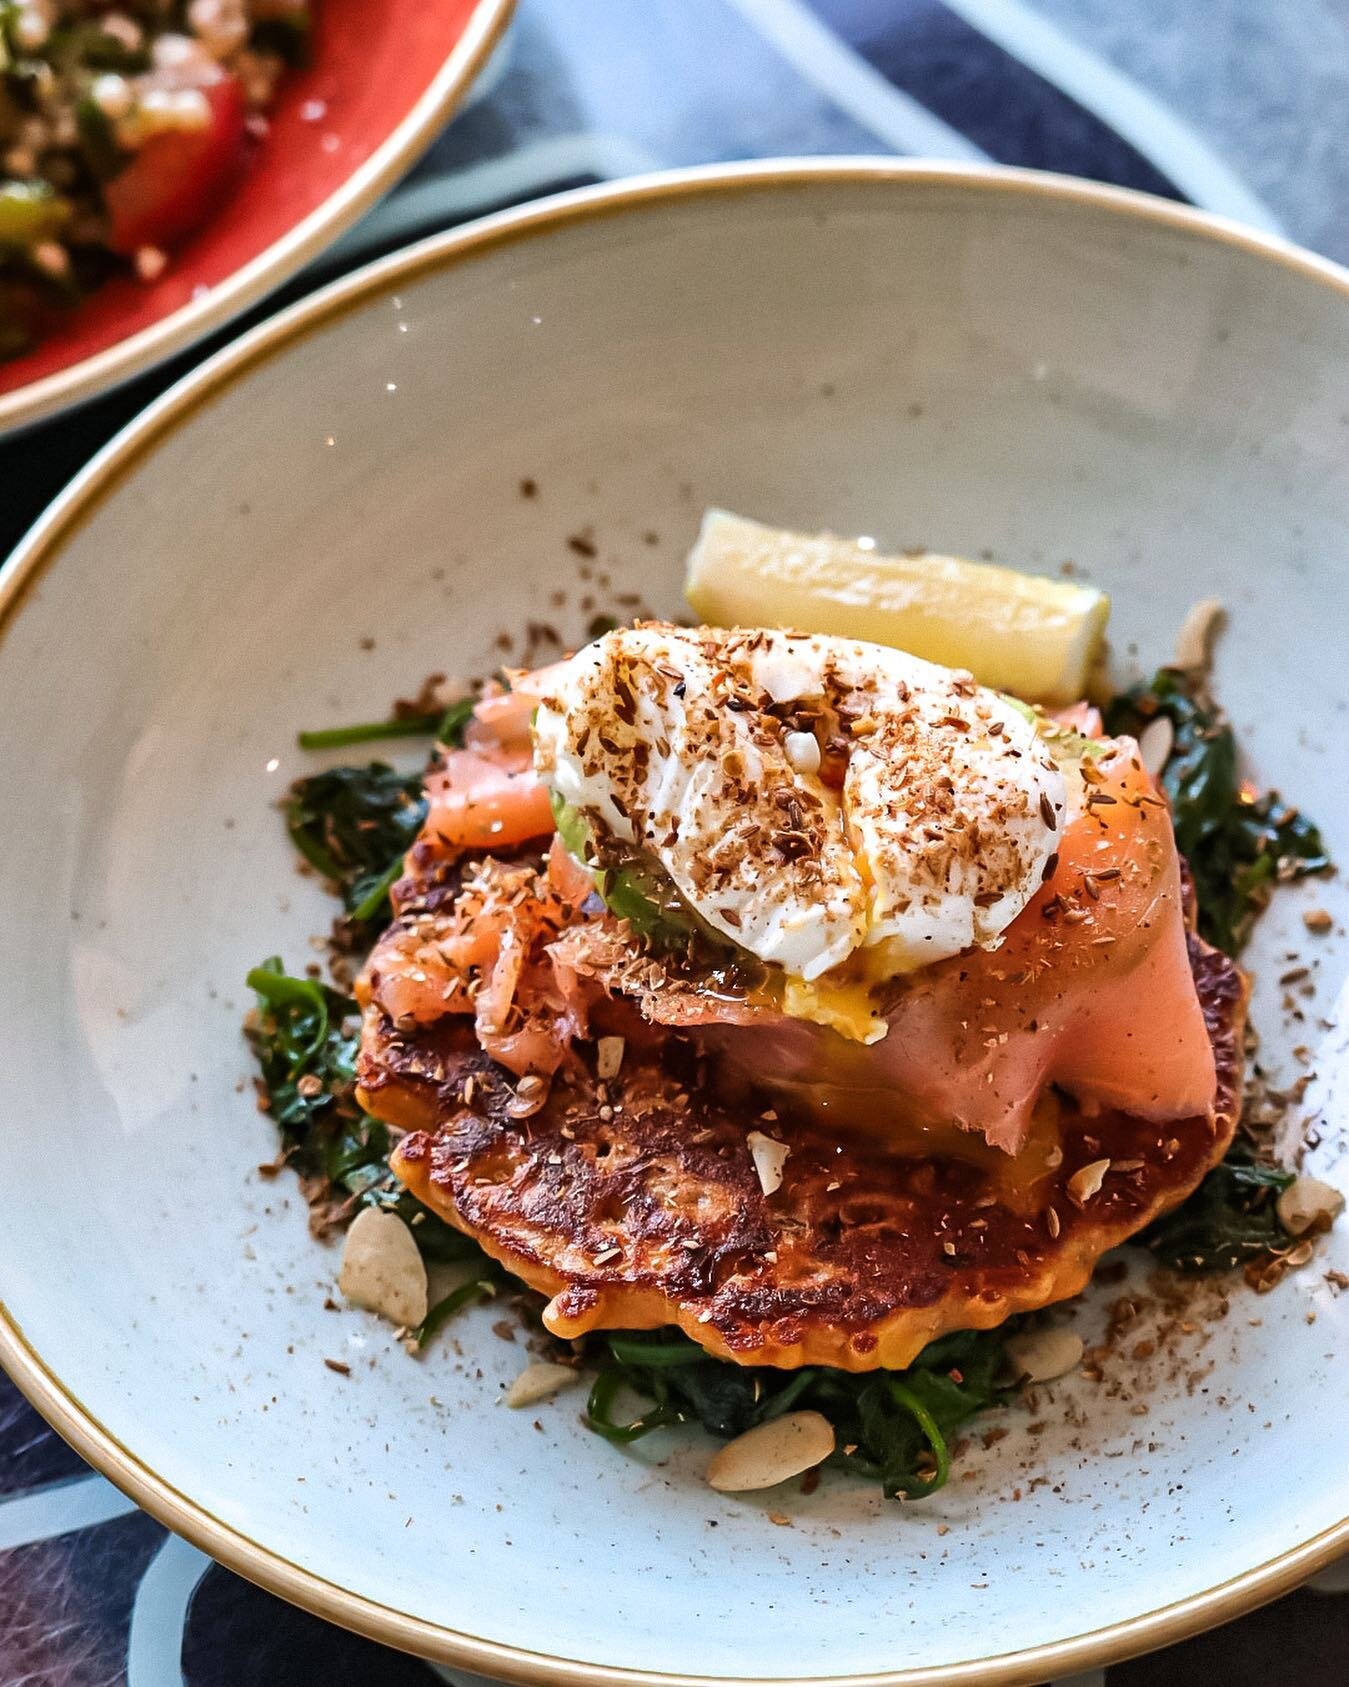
top-left (2, 2), bottom-right (1346, 1682)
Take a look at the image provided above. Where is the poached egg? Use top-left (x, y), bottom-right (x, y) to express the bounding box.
top-left (531, 625), bottom-right (1067, 1027)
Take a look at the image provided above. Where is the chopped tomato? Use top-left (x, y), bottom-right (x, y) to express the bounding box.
top-left (105, 75), bottom-right (247, 256)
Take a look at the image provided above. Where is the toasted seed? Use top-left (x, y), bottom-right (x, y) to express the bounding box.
top-left (1276, 1176), bottom-right (1345, 1237)
top-left (1302, 908), bottom-right (1334, 935)
top-left (1004, 1328), bottom-right (1084, 1383)
top-left (706, 1411), bottom-right (835, 1492)
top-left (504, 1361), bottom-right (581, 1408)
top-left (1067, 1158), bottom-right (1110, 1205)
top-left (1137, 715), bottom-right (1174, 779)
top-left (746, 1130), bottom-right (790, 1196)
top-left (338, 1207), bottom-right (429, 1328)
top-left (1173, 598), bottom-right (1224, 671)
top-left (596, 1035), bottom-right (626, 1080)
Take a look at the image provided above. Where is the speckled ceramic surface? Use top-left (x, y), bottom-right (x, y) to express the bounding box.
top-left (0, 165), bottom-right (1346, 1684)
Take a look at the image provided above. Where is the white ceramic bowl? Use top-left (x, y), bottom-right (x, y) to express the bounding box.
top-left (1, 162), bottom-right (1346, 1686)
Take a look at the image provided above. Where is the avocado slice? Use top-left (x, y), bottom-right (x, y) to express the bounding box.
top-left (549, 791), bottom-right (721, 951)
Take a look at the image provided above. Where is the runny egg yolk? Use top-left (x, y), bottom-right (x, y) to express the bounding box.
top-left (531, 623), bottom-right (1068, 1035)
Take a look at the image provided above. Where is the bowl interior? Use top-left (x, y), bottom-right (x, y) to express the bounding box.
top-left (0, 0), bottom-right (492, 405)
top-left (1, 172), bottom-right (1347, 1683)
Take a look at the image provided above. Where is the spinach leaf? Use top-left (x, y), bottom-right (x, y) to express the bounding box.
top-left (1140, 1149), bottom-right (1294, 1271)
top-left (584, 1323), bottom-right (1012, 1498)
top-left (286, 701), bottom-right (477, 931)
top-left (245, 960), bottom-right (474, 1263)
top-left (296, 696), bottom-right (474, 752)
top-left (285, 763), bottom-right (427, 929)
top-left (46, 20), bottom-right (151, 72)
top-left (411, 1266), bottom-right (504, 1349)
top-left (1104, 669), bottom-right (1329, 953)
top-left (246, 959), bottom-right (359, 1148)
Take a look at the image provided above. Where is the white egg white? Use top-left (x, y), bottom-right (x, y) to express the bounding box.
top-left (532, 625), bottom-right (1066, 984)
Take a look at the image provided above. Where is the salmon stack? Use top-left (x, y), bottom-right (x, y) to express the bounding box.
top-left (356, 624), bottom-right (1246, 1370)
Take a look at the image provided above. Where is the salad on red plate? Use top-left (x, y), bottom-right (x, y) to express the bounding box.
top-left (0, 0), bottom-right (310, 359)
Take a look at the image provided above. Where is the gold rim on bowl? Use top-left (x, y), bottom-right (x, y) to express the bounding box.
top-left (0, 159), bottom-right (1346, 1686)
top-left (0, 0), bottom-right (515, 437)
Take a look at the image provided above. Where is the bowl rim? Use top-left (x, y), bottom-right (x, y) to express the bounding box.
top-left (1, 158), bottom-right (1347, 1686)
top-left (0, 0), bottom-right (516, 438)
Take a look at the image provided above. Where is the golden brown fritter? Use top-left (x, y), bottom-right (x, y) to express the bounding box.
top-left (360, 933), bottom-right (1246, 1371)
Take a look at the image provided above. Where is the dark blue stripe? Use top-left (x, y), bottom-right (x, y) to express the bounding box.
top-left (808, 0), bottom-right (1187, 202)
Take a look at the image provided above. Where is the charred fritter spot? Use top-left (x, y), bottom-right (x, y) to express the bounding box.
top-left (366, 938), bottom-right (1248, 1371)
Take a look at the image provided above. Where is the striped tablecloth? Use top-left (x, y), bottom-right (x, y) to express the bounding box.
top-left (2, 3), bottom-right (1346, 1682)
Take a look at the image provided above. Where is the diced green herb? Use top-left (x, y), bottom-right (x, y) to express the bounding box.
top-left (1140, 1148), bottom-right (1295, 1271)
top-left (44, 20), bottom-right (151, 72)
top-left (1104, 668), bottom-right (1330, 953)
top-left (75, 96), bottom-right (124, 179)
top-left (0, 178), bottom-right (70, 248)
top-left (250, 11), bottom-right (312, 66)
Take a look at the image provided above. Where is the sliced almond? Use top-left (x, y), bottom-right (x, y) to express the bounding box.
top-left (504, 1072), bottom-right (549, 1120)
top-left (338, 1207), bottom-right (428, 1328)
top-left (1172, 598), bottom-right (1224, 671)
top-left (706, 1411), bottom-right (835, 1493)
top-left (504, 1360), bottom-right (582, 1408)
top-left (1137, 714), bottom-right (1174, 779)
top-left (1277, 1176), bottom-right (1345, 1237)
top-left (746, 1130), bottom-right (790, 1196)
top-left (1004, 1328), bottom-right (1084, 1384)
top-left (1067, 1158), bottom-right (1110, 1206)
top-left (596, 1035), bottom-right (626, 1080)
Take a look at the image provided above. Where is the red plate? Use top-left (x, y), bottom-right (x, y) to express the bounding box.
top-left (0, 0), bottom-right (513, 433)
